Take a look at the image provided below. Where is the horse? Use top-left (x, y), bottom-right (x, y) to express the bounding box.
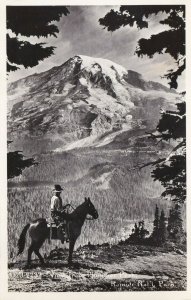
top-left (17, 197), bottom-right (98, 266)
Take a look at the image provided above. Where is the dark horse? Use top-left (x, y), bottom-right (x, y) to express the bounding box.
top-left (17, 197), bottom-right (98, 266)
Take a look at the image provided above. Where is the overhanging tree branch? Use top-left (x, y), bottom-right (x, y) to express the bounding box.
top-left (7, 6), bottom-right (70, 37)
top-left (7, 35), bottom-right (55, 69)
top-left (7, 6), bottom-right (70, 72)
top-left (99, 5), bottom-right (185, 90)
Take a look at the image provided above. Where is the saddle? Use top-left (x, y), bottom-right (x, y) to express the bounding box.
top-left (47, 221), bottom-right (69, 243)
top-left (47, 222), bottom-right (58, 240)
top-left (48, 207), bottom-right (72, 242)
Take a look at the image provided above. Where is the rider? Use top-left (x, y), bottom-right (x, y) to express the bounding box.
top-left (50, 184), bottom-right (70, 241)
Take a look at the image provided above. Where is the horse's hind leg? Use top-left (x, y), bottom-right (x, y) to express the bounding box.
top-left (34, 249), bottom-right (44, 265)
top-left (27, 243), bottom-right (34, 266)
top-left (34, 248), bottom-right (44, 265)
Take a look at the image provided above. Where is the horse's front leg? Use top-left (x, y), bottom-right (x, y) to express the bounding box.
top-left (68, 239), bottom-right (75, 265)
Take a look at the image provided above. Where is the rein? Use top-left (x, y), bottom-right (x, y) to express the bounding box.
top-left (68, 204), bottom-right (75, 210)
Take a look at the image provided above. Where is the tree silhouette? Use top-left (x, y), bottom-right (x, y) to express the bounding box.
top-left (158, 209), bottom-right (168, 244)
top-left (150, 100), bottom-right (186, 204)
top-left (136, 99), bottom-right (186, 205)
top-left (150, 206), bottom-right (168, 245)
top-left (7, 6), bottom-right (70, 72)
top-left (7, 141), bottom-right (38, 179)
top-left (167, 204), bottom-right (184, 243)
top-left (128, 221), bottom-right (149, 244)
top-left (151, 205), bottom-right (160, 245)
top-left (99, 5), bottom-right (185, 89)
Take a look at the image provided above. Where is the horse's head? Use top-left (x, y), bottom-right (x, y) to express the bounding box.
top-left (84, 197), bottom-right (98, 219)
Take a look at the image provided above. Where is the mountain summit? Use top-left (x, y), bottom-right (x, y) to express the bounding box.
top-left (8, 55), bottom-right (178, 151)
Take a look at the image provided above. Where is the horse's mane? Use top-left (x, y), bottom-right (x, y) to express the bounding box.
top-left (69, 201), bottom-right (87, 218)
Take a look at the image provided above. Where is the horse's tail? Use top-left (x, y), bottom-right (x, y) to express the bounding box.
top-left (17, 223), bottom-right (30, 255)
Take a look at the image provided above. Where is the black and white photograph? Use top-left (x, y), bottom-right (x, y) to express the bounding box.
top-left (4, 3), bottom-right (189, 294)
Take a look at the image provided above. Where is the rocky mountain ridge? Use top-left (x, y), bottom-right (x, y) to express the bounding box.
top-left (8, 55), bottom-right (178, 151)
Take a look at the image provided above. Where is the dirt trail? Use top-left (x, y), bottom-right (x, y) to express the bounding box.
top-left (8, 243), bottom-right (187, 292)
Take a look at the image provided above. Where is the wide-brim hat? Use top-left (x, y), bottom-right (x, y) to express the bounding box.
top-left (52, 184), bottom-right (63, 192)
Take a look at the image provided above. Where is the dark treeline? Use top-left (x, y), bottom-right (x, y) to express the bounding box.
top-left (123, 204), bottom-right (185, 248)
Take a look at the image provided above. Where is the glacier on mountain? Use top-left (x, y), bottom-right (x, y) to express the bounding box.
top-left (7, 55), bottom-right (178, 151)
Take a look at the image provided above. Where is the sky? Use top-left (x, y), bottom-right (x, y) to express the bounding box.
top-left (8, 6), bottom-right (185, 91)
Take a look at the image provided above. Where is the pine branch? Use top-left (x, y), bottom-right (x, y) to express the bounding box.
top-left (160, 10), bottom-right (185, 28)
top-left (164, 145), bottom-right (185, 163)
top-left (164, 111), bottom-right (185, 119)
top-left (99, 5), bottom-right (185, 89)
top-left (163, 58), bottom-right (185, 89)
top-left (7, 61), bottom-right (19, 72)
top-left (7, 35), bottom-right (55, 68)
top-left (132, 158), bottom-right (166, 170)
top-left (6, 6), bottom-right (70, 72)
top-left (169, 139), bottom-right (185, 154)
top-left (155, 138), bottom-right (163, 146)
top-left (132, 139), bottom-right (185, 171)
top-left (136, 28), bottom-right (185, 60)
top-left (100, 5), bottom-right (185, 32)
top-left (7, 7), bottom-right (70, 37)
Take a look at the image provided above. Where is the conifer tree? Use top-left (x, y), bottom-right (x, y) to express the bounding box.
top-left (151, 205), bottom-right (160, 245)
top-left (129, 222), bottom-right (139, 242)
top-left (158, 209), bottom-right (168, 244)
top-left (128, 221), bottom-right (149, 243)
top-left (167, 204), bottom-right (184, 243)
top-left (150, 101), bottom-right (186, 204)
top-left (7, 6), bottom-right (70, 72)
top-left (139, 221), bottom-right (149, 240)
top-left (99, 5), bottom-right (185, 89)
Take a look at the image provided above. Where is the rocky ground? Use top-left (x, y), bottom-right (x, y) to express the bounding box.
top-left (8, 242), bottom-right (186, 292)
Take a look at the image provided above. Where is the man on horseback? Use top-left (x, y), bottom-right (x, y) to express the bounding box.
top-left (50, 184), bottom-right (70, 242)
top-left (18, 196), bottom-right (98, 266)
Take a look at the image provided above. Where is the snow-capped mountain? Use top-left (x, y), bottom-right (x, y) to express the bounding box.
top-left (8, 55), bottom-right (178, 152)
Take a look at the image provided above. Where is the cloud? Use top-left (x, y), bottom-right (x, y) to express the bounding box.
top-left (7, 6), bottom-right (184, 90)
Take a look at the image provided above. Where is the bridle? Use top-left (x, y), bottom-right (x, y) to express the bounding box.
top-left (66, 204), bottom-right (96, 221)
top-left (86, 216), bottom-right (95, 221)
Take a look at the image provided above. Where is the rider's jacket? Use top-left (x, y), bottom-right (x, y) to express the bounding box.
top-left (50, 195), bottom-right (63, 212)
